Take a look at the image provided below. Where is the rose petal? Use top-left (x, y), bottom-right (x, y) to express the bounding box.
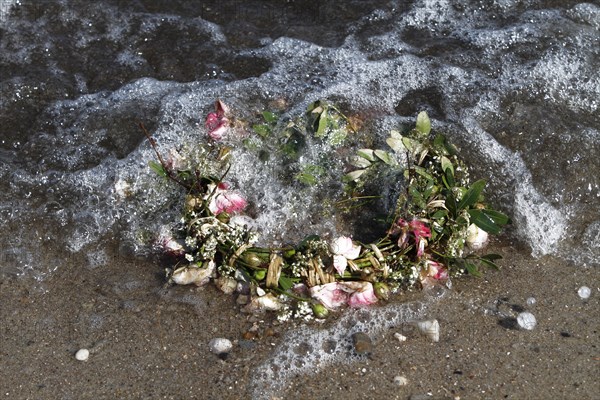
top-left (333, 254), bottom-right (348, 276)
top-left (309, 282), bottom-right (349, 310)
top-left (339, 281), bottom-right (378, 307)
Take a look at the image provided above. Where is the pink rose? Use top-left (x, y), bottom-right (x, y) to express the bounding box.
top-left (205, 183), bottom-right (247, 215)
top-left (309, 282), bottom-right (349, 310)
top-left (390, 218), bottom-right (431, 258)
top-left (309, 281), bottom-right (378, 310)
top-left (420, 259), bottom-right (449, 289)
top-left (205, 99), bottom-right (230, 141)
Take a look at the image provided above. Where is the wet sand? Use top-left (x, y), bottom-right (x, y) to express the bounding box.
top-left (1, 239), bottom-right (597, 399)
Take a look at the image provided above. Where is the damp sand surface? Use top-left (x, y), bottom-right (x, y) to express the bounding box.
top-left (1, 242), bottom-right (598, 400)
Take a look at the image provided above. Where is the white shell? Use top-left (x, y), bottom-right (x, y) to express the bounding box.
top-left (577, 286), bottom-right (591, 299)
top-left (215, 276), bottom-right (237, 294)
top-left (243, 293), bottom-right (282, 313)
top-left (393, 375), bottom-right (408, 386)
top-left (416, 319), bottom-right (440, 342)
top-left (517, 312), bottom-right (537, 330)
top-left (466, 223), bottom-right (488, 250)
top-left (75, 348), bottom-right (89, 361)
top-left (171, 261), bottom-right (215, 286)
top-left (394, 332), bottom-right (408, 342)
top-left (208, 338), bottom-right (233, 355)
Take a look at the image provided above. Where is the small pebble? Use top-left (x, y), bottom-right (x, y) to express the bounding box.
top-left (208, 338), bottom-right (233, 355)
top-left (577, 286), bottom-right (591, 299)
top-left (526, 297), bottom-right (536, 306)
top-left (75, 348), bottom-right (89, 361)
top-left (394, 332), bottom-right (407, 342)
top-left (351, 332), bottom-right (373, 354)
top-left (517, 312), bottom-right (537, 330)
top-left (394, 375), bottom-right (408, 386)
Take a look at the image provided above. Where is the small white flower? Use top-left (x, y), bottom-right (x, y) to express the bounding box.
top-left (185, 253), bottom-right (194, 262)
top-left (330, 236), bottom-right (361, 275)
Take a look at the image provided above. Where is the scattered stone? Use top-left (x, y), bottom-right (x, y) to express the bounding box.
top-left (526, 297), bottom-right (536, 306)
top-left (516, 312), bottom-right (537, 330)
top-left (577, 286), bottom-right (591, 299)
top-left (394, 332), bottom-right (407, 342)
top-left (75, 348), bottom-right (89, 361)
top-left (416, 319), bottom-right (440, 342)
top-left (242, 331), bottom-right (257, 340)
top-left (236, 294), bottom-right (250, 305)
top-left (393, 375), bottom-right (408, 386)
top-left (352, 332), bottom-right (373, 354)
top-left (208, 338), bottom-right (233, 356)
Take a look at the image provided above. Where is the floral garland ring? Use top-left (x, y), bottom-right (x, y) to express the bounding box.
top-left (144, 100), bottom-right (510, 322)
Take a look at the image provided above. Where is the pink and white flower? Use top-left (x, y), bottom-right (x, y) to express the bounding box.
top-left (205, 99), bottom-right (230, 141)
top-left (309, 281), bottom-right (378, 310)
top-left (419, 259), bottom-right (449, 289)
top-left (389, 218), bottom-right (432, 257)
top-left (157, 231), bottom-right (185, 257)
top-left (330, 236), bottom-right (361, 275)
top-left (205, 183), bottom-right (247, 215)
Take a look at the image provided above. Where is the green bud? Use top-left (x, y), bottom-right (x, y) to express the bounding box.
top-left (374, 282), bottom-right (391, 301)
top-left (216, 211), bottom-right (230, 223)
top-left (242, 252), bottom-right (264, 268)
top-left (283, 248), bottom-right (296, 258)
top-left (253, 269), bottom-right (266, 281)
top-left (312, 303), bottom-right (329, 319)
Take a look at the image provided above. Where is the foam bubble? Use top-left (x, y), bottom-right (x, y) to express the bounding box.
top-left (250, 300), bottom-right (429, 399)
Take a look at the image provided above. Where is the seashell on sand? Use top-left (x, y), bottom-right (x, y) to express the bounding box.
top-left (415, 319), bottom-right (440, 342)
top-left (208, 338), bottom-right (233, 355)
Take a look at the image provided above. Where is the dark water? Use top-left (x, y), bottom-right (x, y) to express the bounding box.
top-left (1, 1), bottom-right (598, 275)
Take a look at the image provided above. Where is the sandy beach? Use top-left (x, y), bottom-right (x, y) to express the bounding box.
top-left (1, 238), bottom-right (597, 399)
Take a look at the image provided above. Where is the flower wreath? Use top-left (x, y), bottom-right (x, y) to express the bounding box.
top-left (144, 100), bottom-right (509, 321)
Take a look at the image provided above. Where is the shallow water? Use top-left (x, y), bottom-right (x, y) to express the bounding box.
top-left (1, 1), bottom-right (599, 397)
top-left (2, 0), bottom-right (598, 280)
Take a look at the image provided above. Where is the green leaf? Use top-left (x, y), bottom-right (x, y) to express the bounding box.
top-left (481, 209), bottom-right (510, 226)
top-left (252, 124), bottom-right (271, 138)
top-left (467, 209), bottom-right (501, 234)
top-left (415, 111), bottom-right (431, 135)
top-left (149, 160), bottom-right (167, 177)
top-left (457, 179), bottom-right (486, 211)
top-left (344, 169), bottom-right (366, 182)
top-left (279, 275), bottom-right (294, 291)
top-left (401, 137), bottom-right (423, 154)
top-left (262, 111), bottom-right (278, 123)
top-left (296, 172), bottom-right (317, 185)
top-left (386, 137), bottom-right (405, 153)
top-left (478, 254), bottom-right (502, 270)
top-left (357, 148), bottom-right (376, 162)
top-left (444, 168), bottom-right (455, 188)
top-left (316, 113), bottom-right (328, 137)
top-left (464, 262), bottom-right (481, 277)
top-left (441, 156), bottom-right (454, 176)
top-left (414, 166), bottom-right (434, 180)
top-left (374, 150), bottom-right (394, 165)
top-left (349, 155), bottom-right (372, 168)
top-left (445, 190), bottom-right (458, 218)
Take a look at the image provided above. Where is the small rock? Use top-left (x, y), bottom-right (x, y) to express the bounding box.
top-left (517, 312), bottom-right (537, 330)
top-left (577, 286), bottom-right (591, 299)
top-left (526, 297), bottom-right (536, 306)
top-left (394, 332), bottom-right (407, 342)
top-left (208, 338), bottom-right (233, 355)
top-left (393, 375), bottom-right (408, 386)
top-left (236, 294), bottom-right (250, 305)
top-left (75, 348), bottom-right (89, 361)
top-left (352, 332), bottom-right (373, 354)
